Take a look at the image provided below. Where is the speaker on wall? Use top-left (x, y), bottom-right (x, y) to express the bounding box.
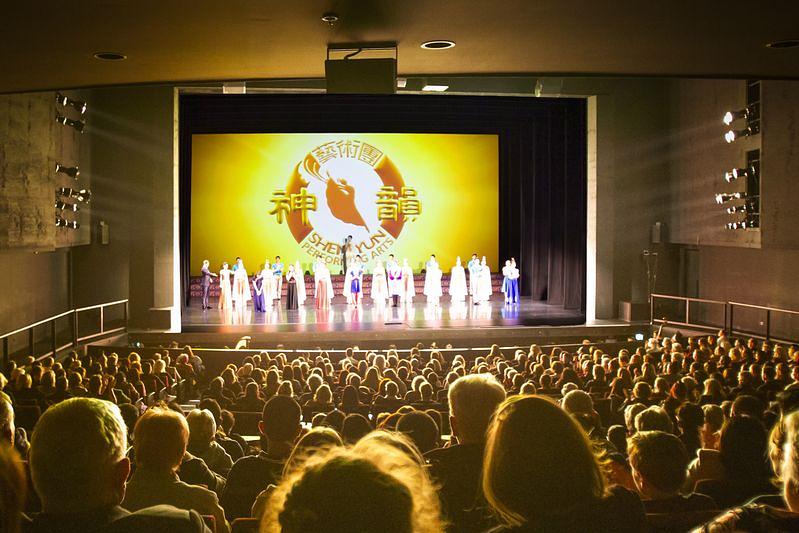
top-left (651, 221), bottom-right (664, 244)
top-left (98, 220), bottom-right (110, 245)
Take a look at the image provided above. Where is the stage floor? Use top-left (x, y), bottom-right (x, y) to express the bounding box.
top-left (182, 296), bottom-right (588, 333)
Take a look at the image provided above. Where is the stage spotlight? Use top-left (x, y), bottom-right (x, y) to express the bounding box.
top-left (56, 113), bottom-right (85, 133)
top-left (726, 216), bottom-right (759, 230)
top-left (56, 187), bottom-right (91, 203)
top-left (715, 192), bottom-right (745, 204)
top-left (55, 92), bottom-right (88, 114)
top-left (422, 84), bottom-right (449, 92)
top-left (55, 199), bottom-right (79, 212)
top-left (724, 127), bottom-right (752, 143)
top-left (722, 107), bottom-right (752, 126)
top-left (725, 205), bottom-right (748, 214)
top-left (55, 216), bottom-right (80, 229)
top-left (723, 167), bottom-right (752, 182)
top-left (55, 163), bottom-right (80, 179)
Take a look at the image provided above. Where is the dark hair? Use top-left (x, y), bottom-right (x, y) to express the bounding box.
top-left (628, 431), bottom-right (689, 494)
top-left (396, 411), bottom-right (439, 454)
top-left (341, 414), bottom-right (372, 444)
top-left (262, 395), bottom-right (302, 442)
top-left (719, 415), bottom-right (772, 481)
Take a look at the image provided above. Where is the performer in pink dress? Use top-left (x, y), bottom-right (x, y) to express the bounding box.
top-left (217, 262), bottom-right (232, 311)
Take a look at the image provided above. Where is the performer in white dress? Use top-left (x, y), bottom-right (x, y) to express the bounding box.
top-left (262, 258), bottom-right (275, 307)
top-left (386, 254), bottom-right (403, 307)
top-left (423, 254), bottom-right (443, 305)
top-left (467, 253), bottom-right (481, 299)
top-left (401, 258), bottom-right (415, 303)
top-left (371, 260), bottom-right (389, 305)
top-left (231, 258), bottom-right (252, 308)
top-left (314, 259), bottom-right (333, 309)
top-left (295, 260), bottom-right (307, 306)
top-left (475, 256), bottom-right (493, 304)
top-left (449, 256), bottom-right (468, 303)
top-left (217, 262), bottom-right (232, 311)
top-left (501, 259), bottom-right (512, 304)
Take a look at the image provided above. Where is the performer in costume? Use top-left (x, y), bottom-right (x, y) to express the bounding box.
top-left (295, 260), bottom-right (307, 307)
top-left (262, 258), bottom-right (275, 308)
top-left (508, 258), bottom-right (520, 304)
top-left (401, 258), bottom-right (415, 304)
top-left (200, 260), bottom-right (217, 309)
top-left (501, 260), bottom-right (512, 304)
top-left (272, 256), bottom-right (284, 301)
top-left (467, 253), bottom-right (481, 300)
top-left (285, 263), bottom-right (299, 310)
top-left (314, 259), bottom-right (333, 309)
top-left (231, 258), bottom-right (252, 308)
top-left (217, 262), bottom-right (232, 311)
top-left (386, 254), bottom-right (403, 307)
top-left (252, 264), bottom-right (266, 312)
top-left (370, 260), bottom-right (388, 305)
top-left (342, 235), bottom-right (354, 275)
top-left (423, 254), bottom-right (443, 305)
top-left (475, 256), bottom-right (493, 304)
top-left (449, 256), bottom-right (467, 303)
top-left (347, 255), bottom-right (364, 308)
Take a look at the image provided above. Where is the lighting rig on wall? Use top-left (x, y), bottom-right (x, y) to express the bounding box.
top-left (719, 81), bottom-right (761, 230)
top-left (54, 92), bottom-right (89, 230)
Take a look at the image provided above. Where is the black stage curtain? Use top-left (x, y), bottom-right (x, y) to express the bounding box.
top-left (179, 94), bottom-right (586, 315)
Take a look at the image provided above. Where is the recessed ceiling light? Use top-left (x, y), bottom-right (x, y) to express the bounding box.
top-left (421, 40), bottom-right (455, 50)
top-left (93, 52), bottom-right (127, 61)
top-left (766, 39), bottom-right (799, 49)
top-left (422, 84), bottom-right (449, 92)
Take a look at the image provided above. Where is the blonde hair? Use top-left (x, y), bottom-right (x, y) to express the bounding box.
top-left (29, 398), bottom-right (127, 511)
top-left (262, 439), bottom-right (444, 533)
top-left (133, 408), bottom-right (188, 471)
top-left (447, 374), bottom-right (506, 443)
top-left (483, 395), bottom-right (605, 527)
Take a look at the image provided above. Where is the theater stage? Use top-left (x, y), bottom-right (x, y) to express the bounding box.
top-left (167, 295), bottom-right (640, 351)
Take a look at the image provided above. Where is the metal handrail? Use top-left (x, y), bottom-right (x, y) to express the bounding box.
top-left (651, 293), bottom-right (799, 343)
top-left (1, 299), bottom-right (129, 366)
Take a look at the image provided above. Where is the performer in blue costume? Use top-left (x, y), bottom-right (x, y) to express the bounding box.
top-left (508, 257), bottom-right (520, 304)
top-left (347, 255), bottom-right (365, 308)
top-left (501, 260), bottom-right (512, 304)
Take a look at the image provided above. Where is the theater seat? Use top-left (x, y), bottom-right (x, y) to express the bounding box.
top-left (646, 509), bottom-right (720, 532)
top-left (232, 517), bottom-right (260, 533)
top-left (14, 404), bottom-right (41, 433)
top-left (202, 514), bottom-right (217, 533)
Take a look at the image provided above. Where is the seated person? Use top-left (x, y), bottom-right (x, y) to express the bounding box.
top-left (627, 431), bottom-right (717, 513)
top-left (186, 409), bottom-right (233, 477)
top-left (696, 410), bottom-right (799, 532)
top-left (123, 407), bottom-right (229, 533)
top-left (25, 397), bottom-right (211, 533)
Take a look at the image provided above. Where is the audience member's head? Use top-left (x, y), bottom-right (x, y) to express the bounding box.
top-left (341, 413), bottom-right (372, 444)
top-left (483, 396), bottom-right (604, 526)
top-left (283, 426), bottom-right (343, 477)
top-left (0, 393), bottom-right (14, 446)
top-left (261, 395), bottom-right (302, 453)
top-left (781, 411), bottom-right (799, 512)
top-left (0, 444), bottom-right (26, 533)
top-left (731, 394), bottom-right (766, 419)
top-left (635, 406), bottom-right (674, 433)
top-left (447, 374), bottom-right (505, 445)
top-left (719, 415), bottom-right (772, 482)
top-left (133, 407), bottom-right (188, 472)
top-left (397, 410), bottom-right (440, 454)
top-left (264, 439), bottom-right (443, 533)
top-left (186, 409), bottom-right (216, 452)
top-left (627, 431), bottom-right (689, 499)
top-left (29, 398), bottom-right (129, 513)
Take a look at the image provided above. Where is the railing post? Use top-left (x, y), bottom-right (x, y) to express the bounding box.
top-left (72, 310), bottom-right (78, 348)
top-left (685, 299), bottom-right (690, 325)
top-left (2, 337), bottom-right (8, 370)
top-left (124, 301), bottom-right (129, 332)
top-left (51, 319), bottom-right (57, 357)
top-left (766, 309), bottom-right (771, 341)
top-left (723, 303), bottom-right (728, 335)
top-left (729, 304), bottom-right (735, 337)
top-left (28, 328), bottom-right (34, 359)
top-left (100, 306), bottom-right (105, 334)
top-left (649, 294), bottom-right (654, 327)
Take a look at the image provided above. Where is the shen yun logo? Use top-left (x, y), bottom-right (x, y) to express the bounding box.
top-left (268, 139), bottom-right (421, 266)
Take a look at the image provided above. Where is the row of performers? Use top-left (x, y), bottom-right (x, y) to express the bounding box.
top-left (200, 254), bottom-right (520, 311)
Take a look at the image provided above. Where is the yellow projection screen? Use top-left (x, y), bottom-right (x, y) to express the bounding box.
top-left (190, 133), bottom-right (498, 275)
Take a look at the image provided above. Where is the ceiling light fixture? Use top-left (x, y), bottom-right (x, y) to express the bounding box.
top-left (766, 39), bottom-right (799, 49)
top-left (55, 163), bottom-right (80, 179)
top-left (93, 51), bottom-right (127, 61)
top-left (723, 167), bottom-right (753, 182)
top-left (321, 12), bottom-right (339, 26)
top-left (55, 199), bottom-right (79, 212)
top-left (56, 113), bottom-right (85, 133)
top-left (422, 84), bottom-right (449, 92)
top-left (421, 40), bottom-right (456, 50)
